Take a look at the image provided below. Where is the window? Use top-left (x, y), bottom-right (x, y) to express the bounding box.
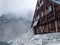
top-left (37, 7), bottom-right (38, 10)
top-left (58, 19), bottom-right (60, 28)
top-left (48, 6), bottom-right (52, 13)
top-left (42, 0), bottom-right (44, 5)
top-left (48, 23), bottom-right (52, 29)
top-left (40, 0), bottom-right (44, 7)
top-left (48, 22), bottom-right (55, 30)
top-left (52, 22), bottom-right (55, 28)
top-left (41, 0), bottom-right (44, 5)
top-left (41, 12), bottom-right (44, 17)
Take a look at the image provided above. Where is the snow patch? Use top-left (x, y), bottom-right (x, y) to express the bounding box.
top-left (8, 33), bottom-right (60, 45)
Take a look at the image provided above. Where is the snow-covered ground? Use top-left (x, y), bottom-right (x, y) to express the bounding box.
top-left (8, 33), bottom-right (60, 45)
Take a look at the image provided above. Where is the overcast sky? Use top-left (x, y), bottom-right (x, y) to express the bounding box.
top-left (0, 0), bottom-right (37, 19)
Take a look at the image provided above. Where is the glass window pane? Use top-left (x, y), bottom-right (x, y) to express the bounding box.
top-left (48, 6), bottom-right (52, 13)
top-left (41, 12), bottom-right (44, 17)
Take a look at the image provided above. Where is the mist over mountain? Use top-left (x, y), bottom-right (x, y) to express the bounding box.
top-left (0, 0), bottom-right (37, 45)
top-left (0, 12), bottom-right (33, 41)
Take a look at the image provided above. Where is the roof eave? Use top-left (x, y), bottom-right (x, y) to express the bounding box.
top-left (49, 0), bottom-right (60, 6)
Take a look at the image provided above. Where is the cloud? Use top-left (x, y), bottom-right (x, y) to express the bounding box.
top-left (0, 0), bottom-right (37, 20)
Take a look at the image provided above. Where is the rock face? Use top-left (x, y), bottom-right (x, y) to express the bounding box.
top-left (0, 14), bottom-right (31, 41)
top-left (8, 28), bottom-right (34, 45)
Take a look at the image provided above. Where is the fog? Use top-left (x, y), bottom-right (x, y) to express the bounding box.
top-left (0, 0), bottom-right (37, 41)
top-left (0, 0), bottom-right (37, 19)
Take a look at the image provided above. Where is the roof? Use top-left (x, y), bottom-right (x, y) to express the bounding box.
top-left (49, 0), bottom-right (60, 6)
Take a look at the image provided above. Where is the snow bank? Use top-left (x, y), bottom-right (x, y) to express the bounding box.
top-left (42, 33), bottom-right (60, 45)
top-left (50, 43), bottom-right (60, 45)
top-left (8, 28), bottom-right (34, 45)
top-left (8, 33), bottom-right (60, 45)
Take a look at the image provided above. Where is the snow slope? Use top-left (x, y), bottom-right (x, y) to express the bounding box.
top-left (9, 33), bottom-right (60, 45)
